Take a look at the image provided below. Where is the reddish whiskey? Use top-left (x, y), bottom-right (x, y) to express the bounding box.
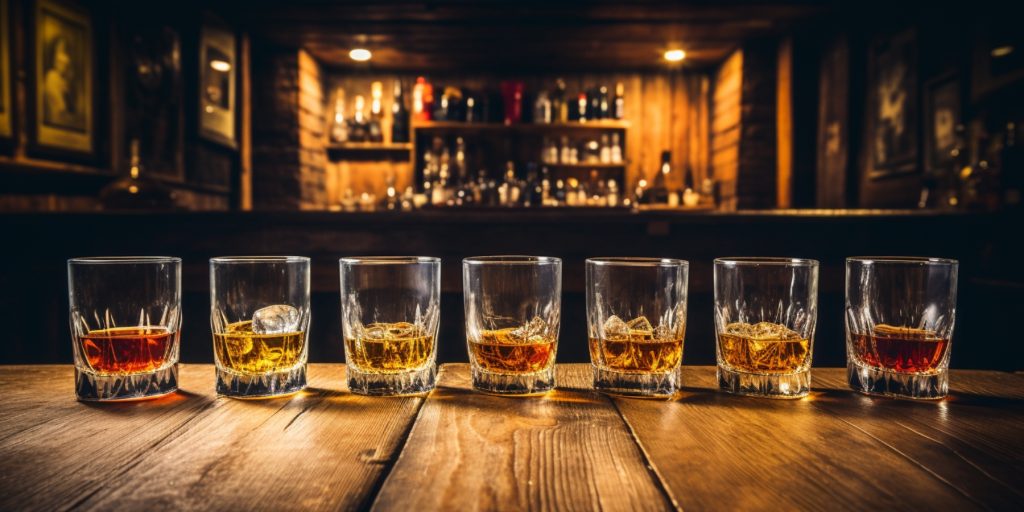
top-left (852, 324), bottom-right (949, 373)
top-left (79, 326), bottom-right (174, 374)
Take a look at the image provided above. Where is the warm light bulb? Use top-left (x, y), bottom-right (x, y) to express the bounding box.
top-left (209, 59), bottom-right (232, 72)
top-left (664, 49), bottom-right (686, 62)
top-left (349, 48), bottom-right (372, 62)
top-left (991, 45), bottom-right (1014, 58)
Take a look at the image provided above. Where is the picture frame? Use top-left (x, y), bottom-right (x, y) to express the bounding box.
top-left (198, 24), bottom-right (236, 149)
top-left (124, 25), bottom-right (185, 181)
top-left (867, 29), bottom-right (918, 180)
top-left (32, 0), bottom-right (94, 155)
top-left (923, 73), bottom-right (961, 176)
top-left (2, 0), bottom-right (15, 139)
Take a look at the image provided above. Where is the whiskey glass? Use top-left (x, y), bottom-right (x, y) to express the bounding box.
top-left (586, 258), bottom-right (688, 397)
top-left (463, 256), bottom-right (561, 395)
top-left (714, 258), bottom-right (818, 398)
top-left (210, 257), bottom-right (310, 398)
top-left (340, 256), bottom-right (440, 396)
top-left (846, 257), bottom-right (958, 399)
top-left (68, 257), bottom-right (181, 401)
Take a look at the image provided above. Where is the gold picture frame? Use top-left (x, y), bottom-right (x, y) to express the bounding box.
top-left (1, 0), bottom-right (13, 138)
top-left (198, 24), bottom-right (236, 149)
top-left (33, 0), bottom-right (93, 154)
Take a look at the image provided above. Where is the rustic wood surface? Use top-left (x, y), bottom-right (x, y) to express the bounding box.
top-left (1, 364), bottom-right (1022, 511)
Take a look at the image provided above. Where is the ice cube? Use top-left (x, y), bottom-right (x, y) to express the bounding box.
top-left (362, 323), bottom-right (390, 340)
top-left (602, 315), bottom-right (630, 341)
top-left (252, 305), bottom-right (301, 334)
top-left (510, 316), bottom-right (548, 343)
top-left (653, 324), bottom-right (673, 340)
top-left (387, 322), bottom-right (419, 339)
top-left (627, 316), bottom-right (654, 334)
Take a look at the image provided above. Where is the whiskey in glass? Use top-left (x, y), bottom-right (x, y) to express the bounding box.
top-left (586, 258), bottom-right (688, 397)
top-left (68, 257), bottom-right (181, 401)
top-left (211, 257), bottom-right (310, 398)
top-left (846, 257), bottom-right (957, 399)
top-left (463, 256), bottom-right (561, 395)
top-left (340, 256), bottom-right (439, 395)
top-left (714, 258), bottom-right (818, 398)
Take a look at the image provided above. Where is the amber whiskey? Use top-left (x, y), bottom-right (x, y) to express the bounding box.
top-left (719, 322), bottom-right (809, 373)
top-left (469, 319), bottom-right (556, 374)
top-left (591, 316), bottom-right (683, 373)
top-left (853, 324), bottom-right (949, 373)
top-left (78, 326), bottom-right (174, 374)
top-left (346, 322), bottom-right (434, 373)
top-left (213, 321), bottom-right (305, 374)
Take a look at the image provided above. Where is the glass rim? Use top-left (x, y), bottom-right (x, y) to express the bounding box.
top-left (210, 256), bottom-right (310, 264)
top-left (715, 257), bottom-right (818, 267)
top-left (586, 257), bottom-right (688, 267)
top-left (68, 256), bottom-right (181, 265)
top-left (464, 255), bottom-right (561, 265)
top-left (340, 256), bottom-right (440, 265)
top-left (846, 256), bottom-right (958, 266)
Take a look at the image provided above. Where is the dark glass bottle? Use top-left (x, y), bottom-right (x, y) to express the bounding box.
top-left (368, 81), bottom-right (384, 143)
top-left (391, 80), bottom-right (410, 143)
top-left (650, 150), bottom-right (672, 203)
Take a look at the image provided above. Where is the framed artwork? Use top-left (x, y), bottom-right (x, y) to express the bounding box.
top-left (124, 26), bottom-right (184, 181)
top-left (198, 24), bottom-right (236, 149)
top-left (867, 29), bottom-right (918, 179)
top-left (971, 17), bottom-right (1024, 102)
top-left (923, 74), bottom-right (960, 175)
top-left (2, 0), bottom-right (15, 139)
top-left (32, 0), bottom-right (93, 154)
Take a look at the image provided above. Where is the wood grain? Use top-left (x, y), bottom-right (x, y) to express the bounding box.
top-left (612, 367), bottom-right (1024, 511)
top-left (371, 364), bottom-right (673, 511)
top-left (0, 364), bottom-right (424, 511)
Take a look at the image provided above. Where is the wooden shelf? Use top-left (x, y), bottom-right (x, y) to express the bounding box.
top-left (412, 120), bottom-right (630, 132)
top-left (544, 162), bottom-right (626, 170)
top-left (327, 142), bottom-right (413, 152)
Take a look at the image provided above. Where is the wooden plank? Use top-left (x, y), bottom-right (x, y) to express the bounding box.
top-left (371, 363), bottom-right (673, 511)
top-left (612, 367), bottom-right (995, 511)
top-left (0, 364), bottom-right (425, 511)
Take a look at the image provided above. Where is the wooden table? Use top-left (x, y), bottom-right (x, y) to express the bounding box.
top-left (1, 364), bottom-right (1022, 511)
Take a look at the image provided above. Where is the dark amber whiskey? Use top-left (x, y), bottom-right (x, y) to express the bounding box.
top-left (79, 326), bottom-right (174, 374)
top-left (469, 327), bottom-right (556, 374)
top-left (853, 324), bottom-right (949, 373)
top-left (214, 321), bottom-right (305, 374)
top-left (346, 322), bottom-right (434, 373)
top-left (719, 322), bottom-right (809, 374)
top-left (591, 316), bottom-right (683, 373)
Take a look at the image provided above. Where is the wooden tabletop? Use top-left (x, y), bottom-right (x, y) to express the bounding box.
top-left (1, 364), bottom-right (1022, 511)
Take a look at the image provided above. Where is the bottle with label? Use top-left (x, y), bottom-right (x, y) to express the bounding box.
top-left (330, 88), bottom-right (349, 143)
top-left (613, 82), bottom-right (626, 120)
top-left (600, 134), bottom-right (611, 164)
top-left (610, 132), bottom-right (623, 163)
top-left (391, 80), bottom-right (410, 143)
top-left (348, 95), bottom-right (369, 142)
top-left (576, 93), bottom-right (588, 122)
top-left (599, 85), bottom-right (610, 119)
top-left (368, 81), bottom-right (384, 143)
top-left (534, 91), bottom-right (553, 124)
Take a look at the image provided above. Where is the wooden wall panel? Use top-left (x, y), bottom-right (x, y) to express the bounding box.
top-left (712, 50), bottom-right (743, 210)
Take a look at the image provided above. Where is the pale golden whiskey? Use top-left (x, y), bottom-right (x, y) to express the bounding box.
top-left (469, 324), bottom-right (556, 374)
top-left (213, 320), bottom-right (305, 374)
top-left (346, 322), bottom-right (434, 373)
top-left (719, 321), bottom-right (809, 374)
top-left (591, 315), bottom-right (683, 373)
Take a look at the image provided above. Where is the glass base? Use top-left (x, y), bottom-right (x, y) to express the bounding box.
top-left (848, 361), bottom-right (948, 400)
top-left (347, 364), bottom-right (437, 396)
top-left (217, 364), bottom-right (307, 398)
top-left (471, 366), bottom-right (555, 395)
top-left (593, 366), bottom-right (678, 397)
top-left (76, 364), bottom-right (178, 401)
top-left (717, 366), bottom-right (810, 399)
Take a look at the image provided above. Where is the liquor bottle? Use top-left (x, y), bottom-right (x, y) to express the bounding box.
top-left (610, 133), bottom-right (623, 163)
top-left (413, 76), bottom-right (433, 121)
top-left (559, 135), bottom-right (572, 164)
top-left (600, 134), bottom-right (611, 164)
top-left (391, 80), bottom-right (410, 143)
top-left (599, 86), bottom-right (610, 119)
top-left (368, 81), bottom-right (384, 143)
top-left (650, 150), bottom-right (671, 203)
top-left (1002, 122), bottom-right (1022, 209)
top-left (330, 88), bottom-right (349, 143)
top-left (607, 179), bottom-right (620, 207)
top-left (540, 167), bottom-right (552, 206)
top-left (554, 79), bottom-right (569, 122)
top-left (682, 164), bottom-right (700, 207)
top-left (576, 93), bottom-right (588, 122)
top-left (534, 91), bottom-right (553, 124)
top-left (613, 82), bottom-right (626, 120)
top-left (100, 139), bottom-right (176, 210)
top-left (349, 95), bottom-right (369, 142)
top-left (587, 87), bottom-right (602, 120)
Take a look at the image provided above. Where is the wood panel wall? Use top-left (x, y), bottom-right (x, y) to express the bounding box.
top-left (324, 71), bottom-right (709, 204)
top-left (712, 51), bottom-right (742, 210)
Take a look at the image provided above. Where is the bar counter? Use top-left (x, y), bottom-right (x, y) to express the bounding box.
top-left (4, 209), bottom-right (1021, 369)
top-left (1, 364), bottom-right (1022, 510)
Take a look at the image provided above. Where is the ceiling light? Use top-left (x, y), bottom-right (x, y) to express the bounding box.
top-left (209, 59), bottom-right (232, 72)
top-left (664, 49), bottom-right (686, 62)
top-left (991, 45), bottom-right (1014, 58)
top-left (349, 48), bottom-right (372, 62)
